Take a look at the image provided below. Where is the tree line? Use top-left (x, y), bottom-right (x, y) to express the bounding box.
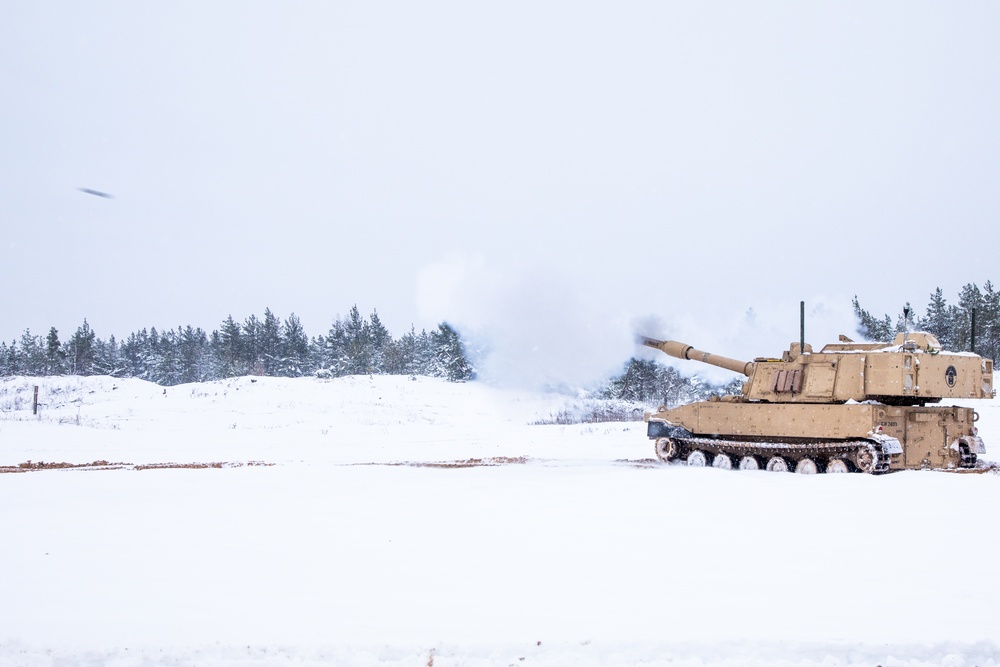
top-left (0, 306), bottom-right (474, 385)
top-left (600, 357), bottom-right (744, 407)
top-left (5, 284), bottom-right (995, 404)
top-left (852, 282), bottom-right (1000, 362)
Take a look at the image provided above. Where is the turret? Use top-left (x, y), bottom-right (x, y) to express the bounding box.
top-left (642, 333), bottom-right (994, 406)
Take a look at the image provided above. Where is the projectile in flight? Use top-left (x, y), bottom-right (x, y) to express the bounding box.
top-left (78, 188), bottom-right (114, 199)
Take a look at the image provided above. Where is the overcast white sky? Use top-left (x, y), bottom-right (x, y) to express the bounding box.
top-left (3, 3), bottom-right (999, 382)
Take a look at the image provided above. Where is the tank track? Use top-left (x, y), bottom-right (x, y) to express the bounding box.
top-left (662, 435), bottom-right (892, 473)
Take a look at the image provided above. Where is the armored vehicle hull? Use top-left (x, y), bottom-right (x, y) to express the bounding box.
top-left (642, 332), bottom-right (991, 473)
top-left (647, 401), bottom-right (984, 473)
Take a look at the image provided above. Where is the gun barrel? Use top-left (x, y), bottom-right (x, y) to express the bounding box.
top-left (641, 337), bottom-right (754, 377)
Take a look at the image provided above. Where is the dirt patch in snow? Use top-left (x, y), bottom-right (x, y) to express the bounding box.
top-left (356, 456), bottom-right (665, 469)
top-left (381, 456), bottom-right (530, 468)
top-left (0, 460), bottom-right (274, 474)
top-left (614, 458), bottom-right (663, 468)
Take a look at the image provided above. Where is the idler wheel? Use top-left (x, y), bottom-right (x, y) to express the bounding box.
top-left (712, 453), bottom-right (733, 470)
top-left (854, 444), bottom-right (879, 474)
top-left (826, 458), bottom-right (850, 474)
top-left (738, 455), bottom-right (760, 471)
top-left (765, 456), bottom-right (790, 472)
top-left (654, 437), bottom-right (679, 462)
top-left (686, 450), bottom-right (708, 467)
top-left (794, 458), bottom-right (818, 475)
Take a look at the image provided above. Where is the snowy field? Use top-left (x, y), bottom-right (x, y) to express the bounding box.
top-left (1, 375), bottom-right (999, 667)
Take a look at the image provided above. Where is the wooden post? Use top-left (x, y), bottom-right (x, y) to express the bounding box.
top-left (33, 385), bottom-right (39, 415)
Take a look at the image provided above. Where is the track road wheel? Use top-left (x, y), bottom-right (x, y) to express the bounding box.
top-left (712, 453), bottom-right (733, 470)
top-left (765, 456), bottom-right (790, 472)
top-left (854, 444), bottom-right (879, 474)
top-left (738, 455), bottom-right (760, 471)
top-left (686, 450), bottom-right (708, 467)
top-left (826, 458), bottom-right (850, 474)
top-left (654, 437), bottom-right (679, 462)
top-left (795, 458), bottom-right (818, 475)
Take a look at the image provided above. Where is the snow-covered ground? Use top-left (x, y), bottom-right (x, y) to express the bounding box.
top-left (1, 375), bottom-right (998, 666)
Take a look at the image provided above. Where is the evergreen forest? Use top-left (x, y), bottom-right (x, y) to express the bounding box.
top-left (0, 306), bottom-right (474, 384)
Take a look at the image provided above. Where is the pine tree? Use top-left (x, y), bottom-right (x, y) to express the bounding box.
top-left (308, 334), bottom-right (328, 376)
top-left (177, 326), bottom-right (210, 383)
top-left (66, 320), bottom-right (97, 375)
top-left (368, 309), bottom-right (390, 374)
top-left (151, 328), bottom-right (180, 385)
top-left (343, 305), bottom-right (373, 375)
top-left (148, 327), bottom-right (164, 380)
top-left (93, 334), bottom-right (123, 376)
top-left (324, 306), bottom-right (376, 376)
top-left (243, 314), bottom-right (264, 375)
top-left (955, 283), bottom-right (984, 352)
top-left (120, 329), bottom-right (155, 380)
top-left (980, 281), bottom-right (1000, 362)
top-left (279, 313), bottom-right (310, 377)
top-left (0, 341), bottom-right (14, 376)
top-left (260, 308), bottom-right (282, 376)
top-left (603, 358), bottom-right (706, 406)
top-left (431, 323), bottom-right (473, 381)
top-left (605, 358), bottom-right (659, 402)
top-left (44, 327), bottom-right (65, 375)
top-left (215, 315), bottom-right (245, 377)
top-left (921, 288), bottom-right (954, 349)
top-left (851, 296), bottom-right (896, 341)
top-left (18, 330), bottom-right (45, 375)
top-left (383, 325), bottom-right (419, 375)
top-left (414, 329), bottom-right (436, 375)
top-left (325, 319), bottom-right (348, 376)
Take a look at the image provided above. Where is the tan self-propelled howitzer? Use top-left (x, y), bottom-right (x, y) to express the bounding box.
top-left (642, 332), bottom-right (993, 473)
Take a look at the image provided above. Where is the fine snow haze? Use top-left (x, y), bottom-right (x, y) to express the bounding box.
top-left (417, 255), bottom-right (638, 389)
